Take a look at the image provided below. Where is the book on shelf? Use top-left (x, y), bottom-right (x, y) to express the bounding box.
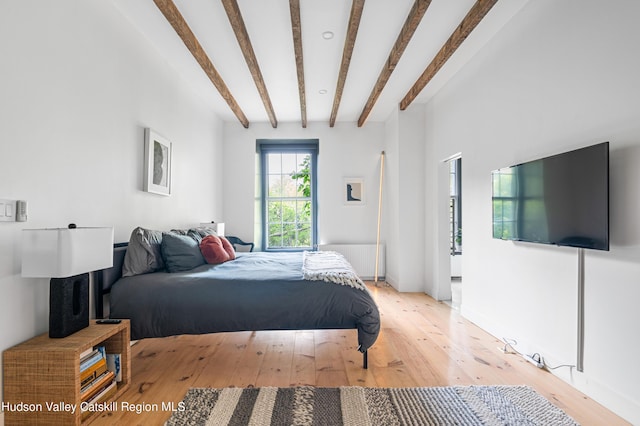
top-left (86, 380), bottom-right (117, 404)
top-left (81, 381), bottom-right (117, 421)
top-left (79, 346), bottom-right (94, 360)
top-left (81, 370), bottom-right (115, 402)
top-left (80, 358), bottom-right (108, 388)
top-left (106, 353), bottom-right (122, 382)
top-left (80, 346), bottom-right (106, 371)
top-left (80, 350), bottom-right (99, 366)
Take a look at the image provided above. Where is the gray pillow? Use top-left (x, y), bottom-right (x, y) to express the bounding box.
top-left (122, 227), bottom-right (165, 277)
top-left (161, 232), bottom-right (206, 272)
top-left (187, 226), bottom-right (217, 243)
top-left (169, 228), bottom-right (189, 236)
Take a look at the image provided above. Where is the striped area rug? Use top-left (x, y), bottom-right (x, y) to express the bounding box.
top-left (165, 385), bottom-right (579, 425)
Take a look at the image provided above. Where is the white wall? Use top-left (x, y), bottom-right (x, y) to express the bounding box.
top-left (0, 0), bottom-right (223, 403)
top-left (424, 0), bottom-right (640, 422)
top-left (222, 122), bottom-right (386, 249)
top-left (383, 110), bottom-right (401, 286)
top-left (383, 106), bottom-right (432, 292)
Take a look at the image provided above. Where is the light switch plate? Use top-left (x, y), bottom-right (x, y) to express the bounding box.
top-left (0, 199), bottom-right (16, 222)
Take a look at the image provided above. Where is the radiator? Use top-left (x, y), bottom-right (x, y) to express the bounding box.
top-left (319, 244), bottom-right (385, 280)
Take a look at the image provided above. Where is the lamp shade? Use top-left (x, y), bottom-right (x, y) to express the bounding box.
top-left (22, 227), bottom-right (114, 278)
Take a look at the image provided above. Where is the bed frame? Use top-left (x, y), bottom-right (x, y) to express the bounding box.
top-left (95, 243), bottom-right (368, 369)
top-left (94, 242), bottom-right (127, 320)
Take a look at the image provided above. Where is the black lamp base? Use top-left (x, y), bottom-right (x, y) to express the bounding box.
top-left (49, 273), bottom-right (90, 338)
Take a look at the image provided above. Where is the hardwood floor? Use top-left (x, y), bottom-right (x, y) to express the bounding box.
top-left (91, 283), bottom-right (629, 425)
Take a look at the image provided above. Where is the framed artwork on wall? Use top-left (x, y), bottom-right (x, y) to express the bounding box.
top-left (144, 128), bottom-right (172, 196)
top-left (343, 177), bottom-right (364, 205)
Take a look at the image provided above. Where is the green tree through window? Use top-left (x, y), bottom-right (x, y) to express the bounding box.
top-left (265, 152), bottom-right (314, 249)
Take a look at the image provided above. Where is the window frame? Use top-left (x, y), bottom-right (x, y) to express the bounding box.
top-left (450, 157), bottom-right (462, 255)
top-left (258, 139), bottom-right (318, 252)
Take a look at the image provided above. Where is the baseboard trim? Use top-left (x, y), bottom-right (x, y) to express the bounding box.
top-left (383, 275), bottom-right (399, 291)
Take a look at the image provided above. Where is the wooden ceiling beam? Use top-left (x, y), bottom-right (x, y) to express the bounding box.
top-left (289, 0), bottom-right (306, 128)
top-left (153, 0), bottom-right (249, 128)
top-left (400, 0), bottom-right (498, 110)
top-left (357, 0), bottom-right (432, 127)
top-left (329, 0), bottom-right (365, 128)
top-left (222, 0), bottom-right (278, 128)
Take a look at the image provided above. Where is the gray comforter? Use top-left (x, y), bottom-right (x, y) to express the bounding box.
top-left (109, 252), bottom-right (380, 351)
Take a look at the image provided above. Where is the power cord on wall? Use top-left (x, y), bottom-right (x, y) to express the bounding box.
top-left (542, 359), bottom-right (576, 371)
top-left (499, 337), bottom-right (575, 371)
top-left (498, 337), bottom-right (519, 355)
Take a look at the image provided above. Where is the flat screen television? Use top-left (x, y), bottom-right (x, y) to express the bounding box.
top-left (492, 142), bottom-right (609, 251)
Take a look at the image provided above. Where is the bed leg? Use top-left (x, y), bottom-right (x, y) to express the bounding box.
top-left (363, 350), bottom-right (368, 369)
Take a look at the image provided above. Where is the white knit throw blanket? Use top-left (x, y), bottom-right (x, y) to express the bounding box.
top-left (302, 251), bottom-right (367, 291)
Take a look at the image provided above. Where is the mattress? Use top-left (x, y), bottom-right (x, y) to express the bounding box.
top-left (109, 251), bottom-right (380, 351)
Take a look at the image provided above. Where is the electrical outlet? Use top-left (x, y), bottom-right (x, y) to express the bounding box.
top-left (497, 346), bottom-right (515, 354)
top-left (497, 339), bottom-right (518, 354)
top-left (523, 354), bottom-right (544, 368)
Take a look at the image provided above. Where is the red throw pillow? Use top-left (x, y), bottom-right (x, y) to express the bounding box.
top-left (200, 235), bottom-right (230, 264)
top-left (219, 236), bottom-right (236, 260)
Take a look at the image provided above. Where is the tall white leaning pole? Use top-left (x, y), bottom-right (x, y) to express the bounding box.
top-left (374, 151), bottom-right (386, 284)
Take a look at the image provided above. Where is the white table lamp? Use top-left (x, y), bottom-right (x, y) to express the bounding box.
top-left (200, 222), bottom-right (225, 236)
top-left (22, 226), bottom-right (114, 338)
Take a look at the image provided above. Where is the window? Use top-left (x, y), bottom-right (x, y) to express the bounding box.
top-left (492, 167), bottom-right (517, 240)
top-left (259, 140), bottom-right (318, 251)
top-left (492, 163), bottom-right (548, 241)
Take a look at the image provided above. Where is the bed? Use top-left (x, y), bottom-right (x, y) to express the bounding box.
top-left (95, 229), bottom-right (380, 368)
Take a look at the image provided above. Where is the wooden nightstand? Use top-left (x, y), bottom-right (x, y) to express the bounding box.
top-left (3, 320), bottom-right (131, 425)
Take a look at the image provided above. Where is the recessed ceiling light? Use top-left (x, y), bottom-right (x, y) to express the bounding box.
top-left (319, 89), bottom-right (328, 95)
top-left (322, 31), bottom-right (334, 40)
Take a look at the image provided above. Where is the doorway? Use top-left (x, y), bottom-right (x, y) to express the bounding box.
top-left (448, 156), bottom-right (462, 309)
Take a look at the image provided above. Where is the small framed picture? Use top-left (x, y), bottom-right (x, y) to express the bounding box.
top-left (144, 128), bottom-right (172, 196)
top-left (343, 178), bottom-right (364, 205)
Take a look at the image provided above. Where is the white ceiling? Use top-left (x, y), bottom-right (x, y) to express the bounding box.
top-left (113, 0), bottom-right (529, 126)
